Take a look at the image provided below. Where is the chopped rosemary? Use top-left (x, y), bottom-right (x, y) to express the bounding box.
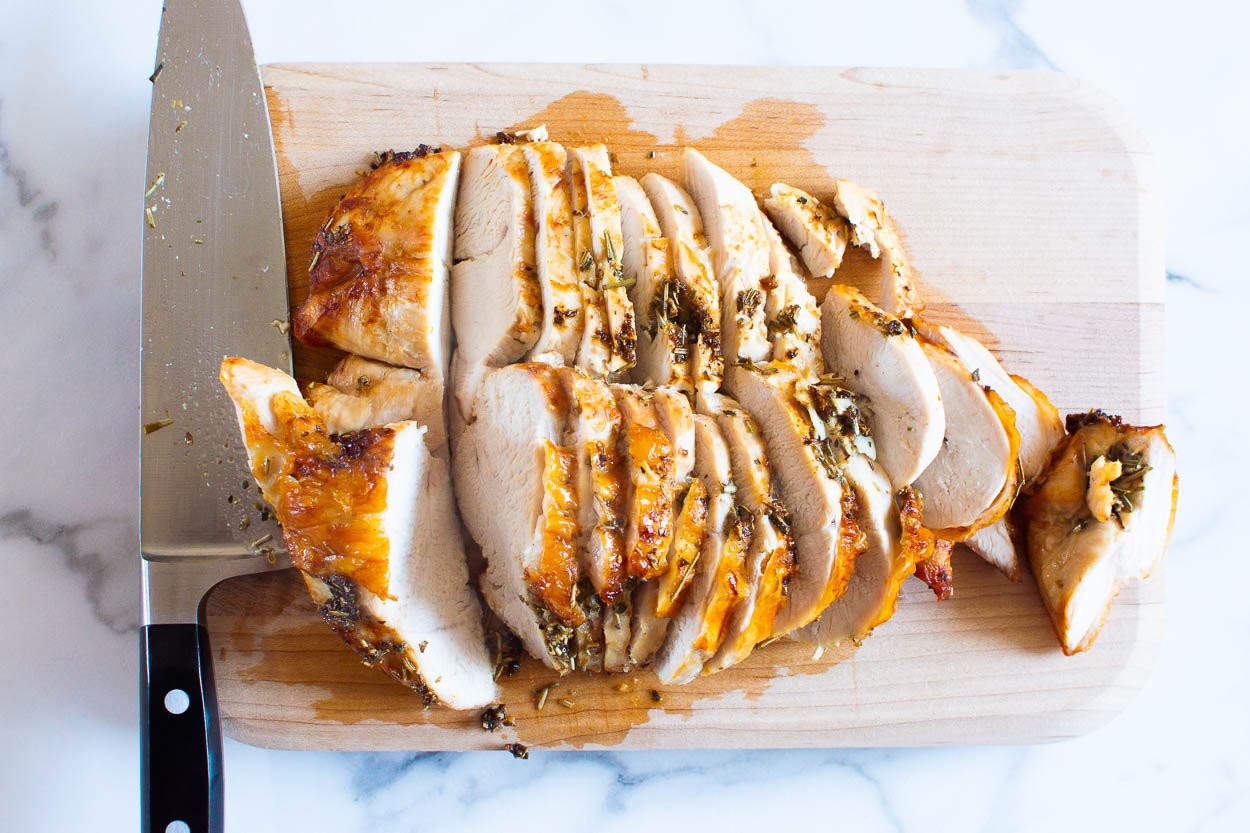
top-left (143, 417), bottom-right (174, 434)
top-left (535, 684), bottom-right (552, 711)
top-left (145, 172), bottom-right (165, 198)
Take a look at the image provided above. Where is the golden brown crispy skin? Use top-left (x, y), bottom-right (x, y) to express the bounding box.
top-left (655, 479), bottom-right (710, 618)
top-left (531, 441), bottom-right (585, 627)
top-left (234, 385), bottom-right (396, 599)
top-left (693, 504), bottom-right (753, 655)
top-left (898, 486), bottom-right (954, 601)
top-left (624, 422), bottom-right (677, 580)
top-left (817, 484), bottom-right (869, 611)
top-left (294, 148), bottom-right (458, 373)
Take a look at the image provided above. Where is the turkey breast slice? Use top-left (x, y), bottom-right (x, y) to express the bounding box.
top-left (921, 322), bottom-right (1064, 578)
top-left (760, 214), bottom-right (823, 373)
top-left (556, 368), bottom-right (631, 671)
top-left (568, 152), bottom-right (613, 377)
top-left (912, 339), bottom-right (1021, 541)
top-left (306, 355), bottom-right (446, 453)
top-left (452, 363), bottom-right (585, 672)
top-left (698, 392), bottom-right (797, 673)
top-left (830, 179), bottom-right (924, 320)
top-left (450, 144), bottom-right (541, 417)
top-left (522, 141), bottom-right (583, 365)
top-left (293, 149), bottom-right (460, 380)
top-left (801, 453), bottom-right (912, 648)
top-left (627, 386), bottom-right (697, 666)
top-left (615, 174), bottom-right (693, 393)
top-left (682, 148), bottom-right (772, 365)
top-left (723, 363), bottom-right (851, 635)
top-left (220, 357), bottom-right (495, 710)
top-left (570, 145), bottom-right (637, 376)
top-left (1021, 411), bottom-right (1177, 654)
top-left (820, 284), bottom-right (944, 487)
top-left (762, 183), bottom-right (850, 280)
top-left (653, 415), bottom-right (750, 684)
top-left (641, 173), bottom-right (725, 395)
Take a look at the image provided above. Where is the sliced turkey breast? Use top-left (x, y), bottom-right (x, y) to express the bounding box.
top-left (610, 385), bottom-right (678, 581)
top-left (802, 453), bottom-right (911, 648)
top-left (570, 145), bottom-right (637, 375)
top-left (305, 355), bottom-right (445, 452)
top-left (760, 214), bottom-right (823, 373)
top-left (913, 340), bottom-right (1022, 540)
top-left (724, 363), bottom-right (855, 635)
top-left (557, 369), bottom-right (631, 670)
top-left (830, 179), bottom-right (924, 319)
top-left (611, 385), bottom-right (678, 667)
top-left (567, 153), bottom-right (613, 377)
top-left (698, 392), bottom-right (797, 673)
top-left (220, 357), bottom-right (495, 710)
top-left (682, 149), bottom-right (772, 364)
top-left (625, 387), bottom-right (696, 666)
top-left (920, 323), bottom-right (1064, 578)
top-left (452, 363), bottom-right (585, 672)
top-left (762, 183), bottom-right (849, 279)
top-left (641, 173), bottom-right (725, 395)
top-left (653, 415), bottom-right (751, 683)
top-left (558, 370), bottom-right (627, 604)
top-left (294, 149), bottom-right (460, 379)
top-left (522, 141), bottom-right (583, 365)
top-left (615, 175), bottom-right (693, 393)
top-left (820, 285), bottom-right (944, 487)
top-left (450, 145), bottom-right (541, 417)
top-left (1021, 411), bottom-right (1177, 654)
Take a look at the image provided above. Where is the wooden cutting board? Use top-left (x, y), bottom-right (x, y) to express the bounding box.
top-left (206, 64), bottom-right (1164, 750)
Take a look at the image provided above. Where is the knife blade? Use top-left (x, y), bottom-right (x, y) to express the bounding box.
top-left (140, 0), bottom-right (289, 830)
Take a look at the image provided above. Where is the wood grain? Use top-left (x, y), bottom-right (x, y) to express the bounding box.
top-left (206, 64), bottom-right (1164, 750)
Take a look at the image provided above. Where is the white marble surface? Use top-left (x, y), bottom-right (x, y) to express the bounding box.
top-left (1, 0), bottom-right (1246, 830)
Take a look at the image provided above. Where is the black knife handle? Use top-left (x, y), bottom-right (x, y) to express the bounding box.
top-left (140, 623), bottom-right (223, 833)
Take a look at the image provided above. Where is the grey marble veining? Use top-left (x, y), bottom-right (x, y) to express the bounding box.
top-left (1, 1), bottom-right (1246, 831)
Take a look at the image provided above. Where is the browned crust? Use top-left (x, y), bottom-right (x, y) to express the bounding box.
top-left (302, 572), bottom-right (439, 706)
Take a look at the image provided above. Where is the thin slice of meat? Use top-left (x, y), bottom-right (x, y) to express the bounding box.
top-left (760, 214), bottom-right (823, 373)
top-left (452, 363), bottom-right (585, 672)
top-left (724, 363), bottom-right (852, 635)
top-left (568, 152), bottom-right (613, 377)
top-left (682, 148), bottom-right (772, 364)
top-left (220, 357), bottom-right (495, 710)
top-left (699, 392), bottom-right (797, 673)
top-left (305, 355), bottom-right (445, 453)
top-left (653, 415), bottom-right (750, 683)
top-left (615, 174), bottom-right (693, 393)
top-left (831, 179), bottom-right (924, 319)
top-left (450, 144), bottom-right (541, 417)
top-left (913, 340), bottom-right (1022, 541)
top-left (802, 453), bottom-right (911, 647)
top-left (1021, 411), bottom-right (1177, 654)
top-left (641, 173), bottom-right (725, 395)
top-left (762, 183), bottom-right (850, 279)
top-left (921, 323), bottom-right (1063, 578)
top-left (820, 285), bottom-right (944, 487)
top-left (522, 141), bottom-right (583, 365)
top-left (626, 387), bottom-right (696, 666)
top-left (295, 149), bottom-right (460, 379)
top-left (570, 145), bottom-right (637, 376)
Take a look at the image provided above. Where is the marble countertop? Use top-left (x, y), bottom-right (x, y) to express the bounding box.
top-left (1, 0), bottom-right (1245, 830)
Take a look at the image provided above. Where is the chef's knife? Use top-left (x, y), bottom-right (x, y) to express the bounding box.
top-left (140, 0), bottom-right (290, 830)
